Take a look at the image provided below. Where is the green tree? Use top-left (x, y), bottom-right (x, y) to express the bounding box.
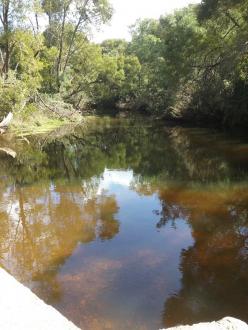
top-left (42, 0), bottom-right (113, 90)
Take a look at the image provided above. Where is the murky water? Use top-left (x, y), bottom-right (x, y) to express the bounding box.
top-left (0, 118), bottom-right (248, 329)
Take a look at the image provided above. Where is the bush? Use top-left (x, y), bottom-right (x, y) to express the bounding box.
top-left (0, 73), bottom-right (29, 116)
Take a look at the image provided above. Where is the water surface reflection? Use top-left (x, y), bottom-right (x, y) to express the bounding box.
top-left (0, 119), bottom-right (247, 329)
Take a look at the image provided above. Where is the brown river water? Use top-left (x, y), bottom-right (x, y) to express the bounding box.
top-left (0, 117), bottom-right (248, 329)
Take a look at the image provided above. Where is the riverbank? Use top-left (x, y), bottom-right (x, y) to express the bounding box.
top-left (1, 95), bottom-right (84, 137)
top-left (0, 268), bottom-right (79, 330)
top-left (11, 117), bottom-right (68, 137)
top-left (3, 112), bottom-right (81, 138)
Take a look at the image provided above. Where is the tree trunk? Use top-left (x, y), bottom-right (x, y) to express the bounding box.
top-left (56, 4), bottom-right (69, 90)
top-left (62, 0), bottom-right (90, 74)
top-left (0, 1), bottom-right (10, 78)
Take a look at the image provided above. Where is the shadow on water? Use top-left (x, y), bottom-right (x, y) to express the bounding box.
top-left (0, 117), bottom-right (248, 329)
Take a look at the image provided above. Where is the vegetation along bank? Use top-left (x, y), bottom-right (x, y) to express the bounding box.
top-left (0, 0), bottom-right (248, 133)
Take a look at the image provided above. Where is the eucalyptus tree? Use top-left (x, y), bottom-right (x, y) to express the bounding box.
top-left (0, 0), bottom-right (45, 116)
top-left (42, 0), bottom-right (113, 90)
top-left (0, 0), bottom-right (28, 77)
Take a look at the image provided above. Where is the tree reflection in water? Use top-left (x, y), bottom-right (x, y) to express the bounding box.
top-left (0, 181), bottom-right (120, 285)
top-left (157, 186), bottom-right (248, 327)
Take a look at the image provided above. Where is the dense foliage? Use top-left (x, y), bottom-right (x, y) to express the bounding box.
top-left (127, 0), bottom-right (248, 127)
top-left (0, 0), bottom-right (248, 128)
top-left (0, 0), bottom-right (113, 116)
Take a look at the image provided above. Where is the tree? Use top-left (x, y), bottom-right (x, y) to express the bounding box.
top-left (42, 0), bottom-right (113, 90)
top-left (0, 0), bottom-right (28, 78)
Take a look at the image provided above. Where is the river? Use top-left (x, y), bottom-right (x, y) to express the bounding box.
top-left (0, 117), bottom-right (248, 330)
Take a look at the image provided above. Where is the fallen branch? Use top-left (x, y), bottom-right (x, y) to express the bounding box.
top-left (36, 94), bottom-right (63, 118)
top-left (37, 94), bottom-right (81, 120)
top-left (0, 112), bottom-right (13, 134)
top-left (0, 147), bottom-right (16, 158)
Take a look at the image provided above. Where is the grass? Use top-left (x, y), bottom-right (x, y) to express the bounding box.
top-left (11, 117), bottom-right (67, 137)
top-left (8, 104), bottom-right (85, 137)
